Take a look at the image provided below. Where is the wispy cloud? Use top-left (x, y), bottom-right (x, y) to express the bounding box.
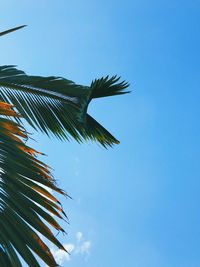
top-left (49, 231), bottom-right (92, 265)
top-left (75, 240), bottom-right (91, 256)
top-left (76, 231), bottom-right (83, 242)
top-left (50, 243), bottom-right (75, 265)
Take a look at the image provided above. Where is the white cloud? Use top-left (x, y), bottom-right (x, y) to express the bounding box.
top-left (76, 231), bottom-right (83, 242)
top-left (51, 243), bottom-right (75, 265)
top-left (74, 231), bottom-right (91, 257)
top-left (64, 244), bottom-right (75, 254)
top-left (48, 232), bottom-right (92, 266)
top-left (79, 241), bottom-right (91, 255)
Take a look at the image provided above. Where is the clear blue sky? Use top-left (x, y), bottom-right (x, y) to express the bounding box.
top-left (1, 1), bottom-right (200, 266)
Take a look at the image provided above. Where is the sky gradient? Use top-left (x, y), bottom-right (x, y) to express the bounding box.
top-left (1, 1), bottom-right (200, 266)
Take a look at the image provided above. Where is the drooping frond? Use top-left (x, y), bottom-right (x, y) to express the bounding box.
top-left (0, 102), bottom-right (68, 267)
top-left (0, 65), bottom-right (129, 147)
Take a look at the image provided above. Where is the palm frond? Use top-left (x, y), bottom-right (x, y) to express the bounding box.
top-left (0, 65), bottom-right (129, 147)
top-left (0, 25), bottom-right (27, 37)
top-left (0, 102), bottom-right (67, 266)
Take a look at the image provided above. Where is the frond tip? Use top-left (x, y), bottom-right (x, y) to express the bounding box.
top-left (0, 25), bottom-right (27, 37)
top-left (90, 75), bottom-right (130, 99)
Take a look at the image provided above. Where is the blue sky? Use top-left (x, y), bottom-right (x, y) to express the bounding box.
top-left (1, 0), bottom-right (200, 266)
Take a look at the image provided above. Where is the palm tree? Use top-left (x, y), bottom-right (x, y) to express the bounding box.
top-left (0, 26), bottom-right (129, 267)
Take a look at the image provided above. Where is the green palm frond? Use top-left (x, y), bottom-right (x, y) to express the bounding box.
top-left (0, 102), bottom-right (67, 266)
top-left (0, 65), bottom-right (129, 147)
